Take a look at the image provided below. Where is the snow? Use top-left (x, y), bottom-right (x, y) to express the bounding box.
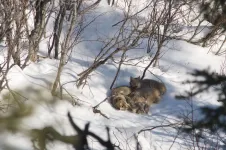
top-left (0, 1), bottom-right (225, 150)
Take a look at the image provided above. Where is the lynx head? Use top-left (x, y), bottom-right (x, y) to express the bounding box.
top-left (130, 76), bottom-right (141, 89)
top-left (112, 95), bottom-right (130, 111)
top-left (115, 100), bottom-right (129, 111)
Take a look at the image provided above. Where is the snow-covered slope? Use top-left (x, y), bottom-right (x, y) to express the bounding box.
top-left (0, 1), bottom-right (225, 150)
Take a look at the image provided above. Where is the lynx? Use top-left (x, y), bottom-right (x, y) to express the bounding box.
top-left (130, 76), bottom-right (166, 95)
top-left (135, 102), bottom-right (150, 114)
top-left (127, 95), bottom-right (150, 114)
top-left (111, 86), bottom-right (132, 96)
top-left (111, 94), bottom-right (130, 111)
top-left (130, 87), bottom-right (161, 104)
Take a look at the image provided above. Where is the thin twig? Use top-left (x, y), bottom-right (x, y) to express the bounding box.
top-left (110, 50), bottom-right (127, 89)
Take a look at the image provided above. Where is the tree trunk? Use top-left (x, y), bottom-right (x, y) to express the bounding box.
top-left (51, 1), bottom-right (77, 96)
top-left (28, 0), bottom-right (50, 62)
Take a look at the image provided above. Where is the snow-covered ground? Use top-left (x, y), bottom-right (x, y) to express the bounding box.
top-left (0, 1), bottom-right (225, 150)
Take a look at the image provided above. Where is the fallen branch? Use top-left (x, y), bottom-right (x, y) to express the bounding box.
top-left (93, 107), bottom-right (110, 119)
top-left (93, 97), bottom-right (110, 119)
top-left (138, 122), bottom-right (183, 134)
